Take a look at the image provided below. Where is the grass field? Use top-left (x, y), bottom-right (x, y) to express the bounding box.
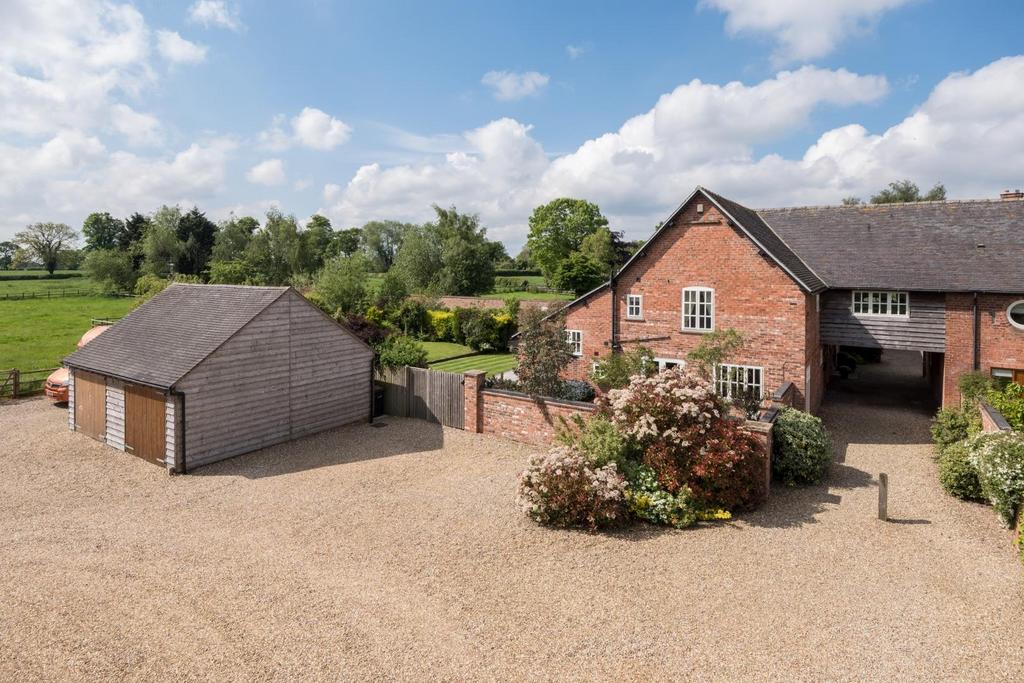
top-left (0, 272), bottom-right (101, 298)
top-left (429, 353), bottom-right (516, 376)
top-left (420, 341), bottom-right (474, 361)
top-left (479, 290), bottom-right (574, 301)
top-left (0, 296), bottom-right (138, 370)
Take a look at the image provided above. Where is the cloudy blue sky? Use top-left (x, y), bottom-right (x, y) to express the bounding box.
top-left (3, 0), bottom-right (1023, 250)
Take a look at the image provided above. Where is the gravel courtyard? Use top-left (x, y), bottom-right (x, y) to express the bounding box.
top-left (2, 373), bottom-right (1023, 680)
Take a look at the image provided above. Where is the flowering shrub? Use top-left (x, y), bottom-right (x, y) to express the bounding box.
top-left (603, 367), bottom-right (722, 449)
top-left (624, 465), bottom-right (698, 529)
top-left (969, 431), bottom-right (1024, 527)
top-left (687, 426), bottom-right (767, 511)
top-left (517, 447), bottom-right (628, 530)
top-left (772, 407), bottom-right (834, 485)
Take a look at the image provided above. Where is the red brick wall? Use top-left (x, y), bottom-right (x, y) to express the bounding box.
top-left (562, 199), bottom-right (812, 407)
top-left (943, 293), bottom-right (1024, 407)
top-left (478, 389), bottom-right (596, 446)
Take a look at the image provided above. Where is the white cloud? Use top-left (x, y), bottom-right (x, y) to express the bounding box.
top-left (323, 58), bottom-right (1024, 249)
top-left (258, 108), bottom-right (352, 151)
top-left (0, 0), bottom-right (154, 138)
top-left (110, 103), bottom-right (161, 145)
top-left (481, 70), bottom-right (550, 101)
top-left (187, 1), bottom-right (243, 31)
top-left (156, 30), bottom-right (207, 64)
top-left (702, 0), bottom-right (915, 63)
top-left (246, 158), bottom-right (287, 186)
top-left (291, 107), bottom-right (352, 150)
top-left (566, 45), bottom-right (586, 60)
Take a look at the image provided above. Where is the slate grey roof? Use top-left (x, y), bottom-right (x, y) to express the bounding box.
top-left (701, 188), bottom-right (827, 292)
top-left (65, 284), bottom-right (289, 389)
top-left (759, 198), bottom-right (1024, 292)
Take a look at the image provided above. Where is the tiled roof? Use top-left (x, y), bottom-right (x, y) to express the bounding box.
top-left (65, 284), bottom-right (289, 388)
top-left (758, 198), bottom-right (1024, 292)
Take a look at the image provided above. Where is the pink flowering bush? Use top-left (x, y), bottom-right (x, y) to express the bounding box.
top-left (600, 366), bottom-right (767, 512)
top-left (602, 367), bottom-right (723, 450)
top-left (517, 447), bottom-right (628, 530)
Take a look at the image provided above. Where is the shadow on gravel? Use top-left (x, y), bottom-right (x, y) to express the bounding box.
top-left (192, 418), bottom-right (445, 479)
top-left (743, 464), bottom-right (875, 529)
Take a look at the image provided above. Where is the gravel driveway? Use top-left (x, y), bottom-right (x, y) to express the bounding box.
top-left (2, 377), bottom-right (1023, 680)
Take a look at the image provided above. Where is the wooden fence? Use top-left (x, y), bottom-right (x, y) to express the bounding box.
top-left (1, 368), bottom-right (57, 398)
top-left (0, 289), bottom-right (133, 301)
top-left (377, 366), bottom-right (465, 429)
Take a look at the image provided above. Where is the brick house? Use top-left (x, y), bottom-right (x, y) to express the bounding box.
top-left (551, 186), bottom-right (1024, 412)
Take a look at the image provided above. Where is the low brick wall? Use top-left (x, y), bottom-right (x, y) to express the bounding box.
top-left (979, 401), bottom-right (1013, 433)
top-left (478, 388), bottom-right (596, 446)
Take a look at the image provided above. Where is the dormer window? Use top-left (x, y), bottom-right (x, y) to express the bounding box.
top-left (852, 290), bottom-right (908, 317)
top-left (682, 287), bottom-right (714, 331)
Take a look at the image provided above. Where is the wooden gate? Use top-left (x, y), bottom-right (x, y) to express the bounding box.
top-left (74, 370), bottom-right (106, 440)
top-left (125, 384), bottom-right (166, 466)
top-left (377, 366), bottom-right (464, 428)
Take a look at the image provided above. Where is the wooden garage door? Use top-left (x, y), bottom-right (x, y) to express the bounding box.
top-left (125, 384), bottom-right (166, 466)
top-left (74, 371), bottom-right (106, 440)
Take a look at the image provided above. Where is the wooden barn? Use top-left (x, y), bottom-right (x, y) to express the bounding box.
top-left (64, 284), bottom-right (374, 472)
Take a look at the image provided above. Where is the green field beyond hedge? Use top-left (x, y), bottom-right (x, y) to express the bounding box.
top-left (0, 296), bottom-right (137, 370)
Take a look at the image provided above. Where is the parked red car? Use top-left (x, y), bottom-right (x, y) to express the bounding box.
top-left (44, 325), bottom-right (110, 403)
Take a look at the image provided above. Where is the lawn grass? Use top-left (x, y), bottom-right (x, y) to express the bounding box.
top-left (429, 353), bottom-right (516, 376)
top-left (477, 290), bottom-right (574, 302)
top-left (0, 296), bottom-right (138, 370)
top-left (420, 341), bottom-right (474, 361)
top-left (0, 269), bottom-right (83, 279)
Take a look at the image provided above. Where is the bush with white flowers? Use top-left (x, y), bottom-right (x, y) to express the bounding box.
top-left (517, 447), bottom-right (628, 530)
top-left (969, 431), bottom-right (1024, 527)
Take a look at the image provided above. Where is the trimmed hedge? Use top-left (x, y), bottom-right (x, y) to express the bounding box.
top-left (772, 407), bottom-right (834, 485)
top-left (937, 441), bottom-right (984, 500)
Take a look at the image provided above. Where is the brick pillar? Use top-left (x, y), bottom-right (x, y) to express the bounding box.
top-left (464, 370), bottom-right (486, 433)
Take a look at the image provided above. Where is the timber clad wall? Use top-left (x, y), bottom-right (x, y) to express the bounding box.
top-left (105, 379), bottom-right (125, 451)
top-left (288, 291), bottom-right (373, 438)
top-left (820, 290), bottom-right (946, 352)
top-left (563, 201), bottom-right (812, 408)
top-left (176, 290), bottom-right (372, 469)
top-left (67, 372), bottom-right (75, 431)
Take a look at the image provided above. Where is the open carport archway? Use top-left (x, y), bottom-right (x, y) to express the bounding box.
top-left (825, 348), bottom-right (941, 414)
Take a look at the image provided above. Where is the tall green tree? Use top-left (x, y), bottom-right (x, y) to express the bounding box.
top-left (551, 252), bottom-right (605, 296)
top-left (0, 241), bottom-right (17, 269)
top-left (300, 214), bottom-right (334, 273)
top-left (14, 222), bottom-right (78, 274)
top-left (391, 227), bottom-right (442, 292)
top-left (211, 215), bottom-right (258, 263)
top-left (143, 206), bottom-right (183, 277)
top-left (315, 253), bottom-right (370, 316)
top-left (331, 227), bottom-right (362, 258)
top-left (120, 212), bottom-right (151, 270)
top-left (430, 205), bottom-right (495, 296)
top-left (175, 207), bottom-right (218, 276)
top-left (245, 209), bottom-right (301, 285)
top-left (526, 198), bottom-right (609, 280)
top-left (83, 249), bottom-right (137, 293)
top-left (361, 220), bottom-right (411, 271)
top-left (82, 212), bottom-right (124, 251)
top-left (870, 180), bottom-right (946, 204)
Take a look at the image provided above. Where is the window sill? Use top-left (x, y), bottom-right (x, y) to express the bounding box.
top-left (625, 317), bottom-right (645, 322)
top-left (680, 328), bottom-right (714, 335)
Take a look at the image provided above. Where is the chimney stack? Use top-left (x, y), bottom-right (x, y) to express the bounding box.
top-left (1000, 188), bottom-right (1024, 200)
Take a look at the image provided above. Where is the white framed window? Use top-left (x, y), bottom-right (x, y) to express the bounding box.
top-left (626, 294), bottom-right (643, 320)
top-left (566, 329), bottom-right (583, 356)
top-left (852, 290), bottom-right (909, 317)
top-left (1007, 300), bottom-right (1024, 330)
top-left (682, 287), bottom-right (714, 331)
top-left (715, 364), bottom-right (763, 399)
top-left (654, 358), bottom-right (685, 371)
